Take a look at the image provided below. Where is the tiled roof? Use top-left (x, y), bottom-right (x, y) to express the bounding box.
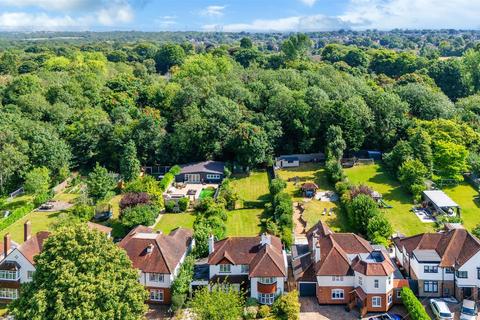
top-left (394, 228), bottom-right (480, 268)
top-left (87, 222), bottom-right (112, 235)
top-left (179, 161), bottom-right (225, 174)
top-left (119, 226), bottom-right (193, 274)
top-left (18, 231), bottom-right (51, 265)
top-left (208, 235), bottom-right (286, 277)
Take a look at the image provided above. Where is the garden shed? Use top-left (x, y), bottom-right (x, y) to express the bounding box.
top-left (301, 182), bottom-right (318, 198)
top-left (423, 190), bottom-right (460, 216)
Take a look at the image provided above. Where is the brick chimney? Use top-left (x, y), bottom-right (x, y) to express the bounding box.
top-left (4, 234), bottom-right (11, 259)
top-left (24, 220), bottom-right (31, 242)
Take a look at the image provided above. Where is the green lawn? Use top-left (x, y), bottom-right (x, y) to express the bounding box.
top-left (277, 163), bottom-right (333, 201)
top-left (303, 200), bottom-right (344, 232)
top-left (443, 182), bottom-right (480, 231)
top-left (345, 164), bottom-right (434, 236)
top-left (53, 192), bottom-right (80, 203)
top-left (199, 187), bottom-right (216, 200)
top-left (225, 209), bottom-right (262, 236)
top-left (230, 171), bottom-right (270, 203)
top-left (154, 213), bottom-right (196, 234)
top-left (1, 195), bottom-right (33, 211)
top-left (2, 210), bottom-right (61, 243)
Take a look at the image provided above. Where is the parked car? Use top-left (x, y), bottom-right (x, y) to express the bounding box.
top-left (430, 299), bottom-right (454, 320)
top-left (366, 313), bottom-right (402, 320)
top-left (93, 210), bottom-right (112, 222)
top-left (460, 299), bottom-right (477, 320)
top-left (40, 203), bottom-right (54, 210)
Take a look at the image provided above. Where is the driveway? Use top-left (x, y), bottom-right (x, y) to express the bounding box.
top-left (300, 297), bottom-right (360, 320)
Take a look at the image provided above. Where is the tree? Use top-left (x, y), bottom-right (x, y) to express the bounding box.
top-left (120, 204), bottom-right (159, 228)
top-left (398, 159), bottom-right (428, 199)
top-left (325, 125), bottom-right (346, 160)
top-left (409, 129), bottom-right (433, 176)
top-left (9, 225), bottom-right (147, 319)
top-left (347, 194), bottom-right (380, 235)
top-left (86, 164), bottom-right (116, 202)
top-left (154, 43), bottom-right (186, 74)
top-left (367, 214), bottom-right (393, 245)
top-left (0, 144), bottom-right (28, 194)
top-left (428, 59), bottom-right (472, 101)
top-left (230, 122), bottom-right (271, 168)
top-left (270, 178), bottom-right (287, 196)
top-left (189, 285), bottom-right (244, 320)
top-left (383, 140), bottom-right (413, 172)
top-left (240, 37), bottom-right (253, 49)
top-left (120, 140), bottom-right (140, 182)
top-left (271, 290), bottom-right (300, 320)
top-left (433, 140), bottom-right (469, 181)
top-left (71, 204), bottom-right (95, 222)
top-left (282, 34), bottom-right (312, 61)
top-left (119, 192), bottom-right (151, 210)
top-left (24, 167), bottom-right (51, 195)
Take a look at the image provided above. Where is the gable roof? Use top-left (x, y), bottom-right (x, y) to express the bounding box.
top-left (119, 226), bottom-right (193, 274)
top-left (208, 235), bottom-right (286, 277)
top-left (179, 161), bottom-right (225, 175)
top-left (17, 231), bottom-right (51, 265)
top-left (394, 228), bottom-right (480, 267)
top-left (87, 222), bottom-right (112, 235)
top-left (305, 221), bottom-right (394, 277)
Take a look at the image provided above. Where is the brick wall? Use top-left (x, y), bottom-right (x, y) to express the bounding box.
top-left (316, 286), bottom-right (354, 304)
top-left (146, 287), bottom-right (171, 305)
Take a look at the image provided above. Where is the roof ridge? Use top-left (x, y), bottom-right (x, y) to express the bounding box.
top-left (439, 229), bottom-right (462, 265)
top-left (250, 247), bottom-right (285, 277)
top-left (155, 237), bottom-right (172, 274)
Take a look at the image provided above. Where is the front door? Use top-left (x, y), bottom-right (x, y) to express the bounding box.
top-left (464, 287), bottom-right (473, 299)
top-left (185, 174), bottom-right (200, 183)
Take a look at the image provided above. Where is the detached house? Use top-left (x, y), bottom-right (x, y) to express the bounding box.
top-left (175, 161), bottom-right (225, 184)
top-left (292, 221), bottom-right (407, 317)
top-left (393, 224), bottom-right (480, 300)
top-left (0, 221), bottom-right (50, 302)
top-left (119, 226), bottom-right (194, 304)
top-left (207, 234), bottom-right (288, 305)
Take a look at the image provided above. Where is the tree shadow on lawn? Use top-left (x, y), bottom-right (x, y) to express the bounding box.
top-left (366, 171), bottom-right (413, 205)
top-left (1, 199), bottom-right (31, 211)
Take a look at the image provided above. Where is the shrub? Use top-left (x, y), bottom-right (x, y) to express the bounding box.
top-left (33, 192), bottom-right (52, 207)
top-left (124, 176), bottom-right (164, 208)
top-left (335, 181), bottom-right (352, 196)
top-left (0, 204), bottom-right (34, 232)
top-left (24, 167), bottom-right (51, 195)
top-left (120, 204), bottom-right (159, 228)
top-left (269, 178), bottom-right (286, 196)
top-left (119, 192), bottom-right (151, 210)
top-left (171, 256), bottom-right (195, 296)
top-left (244, 306), bottom-right (258, 319)
top-left (401, 287), bottom-right (430, 320)
top-left (178, 197), bottom-right (189, 212)
top-left (171, 293), bottom-right (186, 312)
top-left (245, 297), bottom-right (259, 307)
top-left (271, 290), bottom-right (300, 320)
top-left (258, 305), bottom-right (271, 318)
top-left (71, 204), bottom-right (95, 222)
top-left (165, 200), bottom-right (176, 213)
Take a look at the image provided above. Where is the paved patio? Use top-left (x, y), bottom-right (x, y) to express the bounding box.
top-left (164, 183), bottom-right (218, 202)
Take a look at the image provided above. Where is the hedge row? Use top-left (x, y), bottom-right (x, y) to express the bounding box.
top-left (401, 287), bottom-right (430, 320)
top-left (0, 204), bottom-right (35, 232)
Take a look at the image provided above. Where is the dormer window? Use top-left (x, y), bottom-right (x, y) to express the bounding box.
top-left (219, 264), bottom-right (231, 273)
top-left (146, 244), bottom-right (154, 254)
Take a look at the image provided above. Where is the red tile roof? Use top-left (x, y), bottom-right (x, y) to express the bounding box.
top-left (394, 228), bottom-right (480, 267)
top-left (119, 226), bottom-right (193, 274)
top-left (18, 231), bottom-right (51, 265)
top-left (208, 235), bottom-right (286, 278)
top-left (87, 222), bottom-right (112, 235)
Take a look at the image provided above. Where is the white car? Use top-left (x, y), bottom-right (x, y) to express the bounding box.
top-left (460, 299), bottom-right (477, 320)
top-left (430, 299), bottom-right (454, 320)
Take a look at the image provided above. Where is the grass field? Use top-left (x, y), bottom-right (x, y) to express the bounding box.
top-left (154, 213), bottom-right (196, 234)
top-left (1, 210), bottom-right (61, 243)
top-left (53, 192), bottom-right (80, 203)
top-left (230, 171), bottom-right (270, 203)
top-left (443, 182), bottom-right (480, 232)
top-left (199, 187), bottom-right (216, 200)
top-left (345, 164), bottom-right (434, 236)
top-left (303, 200), bottom-right (345, 232)
top-left (277, 163), bottom-right (333, 201)
top-left (225, 208), bottom-right (263, 236)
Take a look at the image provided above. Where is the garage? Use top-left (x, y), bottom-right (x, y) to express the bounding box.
top-left (299, 282), bottom-right (316, 297)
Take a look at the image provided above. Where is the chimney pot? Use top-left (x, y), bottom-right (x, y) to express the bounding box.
top-left (4, 234), bottom-right (11, 259)
top-left (24, 220), bottom-right (31, 242)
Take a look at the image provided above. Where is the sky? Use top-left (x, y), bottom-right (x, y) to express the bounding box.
top-left (0, 0), bottom-right (479, 32)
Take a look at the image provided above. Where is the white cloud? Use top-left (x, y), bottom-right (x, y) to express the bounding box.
top-left (203, 15), bottom-right (350, 32)
top-left (0, 0), bottom-right (135, 29)
top-left (200, 5), bottom-right (226, 17)
top-left (340, 0), bottom-right (480, 30)
top-left (155, 16), bottom-right (177, 29)
top-left (298, 0), bottom-right (318, 7)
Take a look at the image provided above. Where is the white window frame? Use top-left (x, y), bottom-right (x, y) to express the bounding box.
top-left (396, 289), bottom-right (402, 299)
top-left (457, 271), bottom-right (468, 278)
top-left (241, 264), bottom-right (249, 273)
top-left (372, 296), bottom-right (382, 308)
top-left (258, 293), bottom-right (275, 305)
top-left (219, 264), bottom-right (231, 273)
top-left (0, 270), bottom-right (19, 281)
top-left (206, 174), bottom-right (221, 180)
top-left (424, 265), bottom-right (438, 273)
top-left (149, 273), bottom-right (165, 283)
top-left (185, 174), bottom-right (200, 183)
top-left (149, 289), bottom-right (164, 302)
top-left (358, 276), bottom-right (363, 285)
top-left (0, 288), bottom-right (18, 300)
top-left (388, 275), bottom-right (392, 285)
top-left (424, 280), bottom-right (438, 293)
top-left (258, 277), bottom-right (276, 284)
top-left (332, 276), bottom-right (344, 282)
top-left (331, 289), bottom-right (344, 300)
top-left (374, 279), bottom-right (379, 288)
top-left (388, 293), bottom-right (393, 305)
top-left (27, 271), bottom-right (34, 280)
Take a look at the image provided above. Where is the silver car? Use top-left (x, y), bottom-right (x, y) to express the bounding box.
top-left (460, 299), bottom-right (477, 320)
top-left (430, 299), bottom-right (454, 320)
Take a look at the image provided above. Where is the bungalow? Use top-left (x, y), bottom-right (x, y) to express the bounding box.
top-left (175, 161), bottom-right (225, 184)
top-left (207, 233), bottom-right (288, 305)
top-left (119, 226), bottom-right (194, 304)
top-left (393, 224), bottom-right (480, 301)
top-left (0, 221), bottom-right (50, 302)
top-left (292, 221), bottom-right (406, 317)
top-left (275, 153), bottom-right (325, 168)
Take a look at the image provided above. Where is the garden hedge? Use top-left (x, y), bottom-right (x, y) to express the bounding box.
top-left (401, 287), bottom-right (430, 320)
top-left (0, 204), bottom-right (35, 232)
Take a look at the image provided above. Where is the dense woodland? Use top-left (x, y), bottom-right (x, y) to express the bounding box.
top-left (1, 30), bottom-right (480, 196)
